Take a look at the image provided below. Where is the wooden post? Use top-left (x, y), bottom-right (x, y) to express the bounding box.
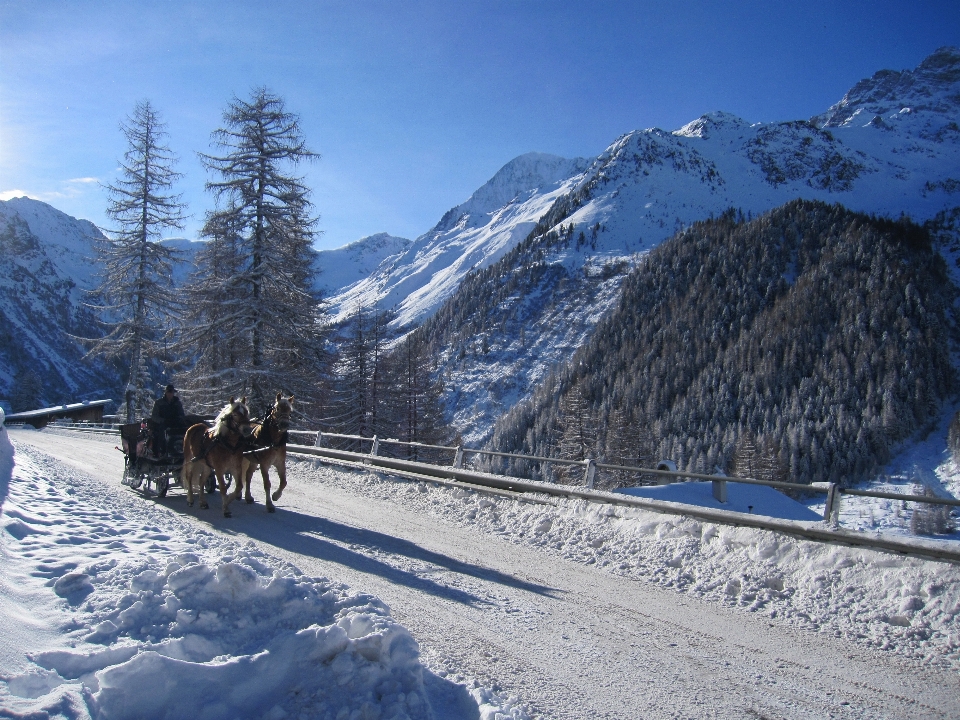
top-left (453, 446), bottom-right (464, 469)
top-left (712, 469), bottom-right (728, 503)
top-left (584, 458), bottom-right (597, 489)
top-left (823, 483), bottom-right (840, 526)
top-left (656, 459), bottom-right (677, 485)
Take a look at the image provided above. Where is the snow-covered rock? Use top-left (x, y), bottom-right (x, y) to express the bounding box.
top-left (0, 198), bottom-right (116, 405)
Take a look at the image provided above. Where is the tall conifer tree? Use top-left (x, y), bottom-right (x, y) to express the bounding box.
top-left (179, 89), bottom-right (326, 416)
top-left (89, 101), bottom-right (186, 422)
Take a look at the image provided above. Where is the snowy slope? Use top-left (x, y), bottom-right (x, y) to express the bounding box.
top-left (0, 197), bottom-right (103, 292)
top-left (0, 428), bottom-right (530, 720)
top-left (315, 232), bottom-right (412, 299)
top-left (0, 199), bottom-right (201, 410)
top-left (323, 153), bottom-right (590, 327)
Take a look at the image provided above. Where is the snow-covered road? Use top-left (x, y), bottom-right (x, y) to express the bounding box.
top-left (5, 428), bottom-right (960, 719)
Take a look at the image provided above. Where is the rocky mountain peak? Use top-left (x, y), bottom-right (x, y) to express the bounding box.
top-left (813, 46), bottom-right (960, 128)
top-left (673, 111), bottom-right (752, 139)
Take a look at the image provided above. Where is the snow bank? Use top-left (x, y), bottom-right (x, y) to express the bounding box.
top-left (303, 459), bottom-right (960, 670)
top-left (0, 447), bottom-right (433, 720)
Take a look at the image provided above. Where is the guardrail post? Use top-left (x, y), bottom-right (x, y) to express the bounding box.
top-left (453, 446), bottom-right (464, 469)
top-left (370, 436), bottom-right (379, 457)
top-left (656, 459), bottom-right (677, 485)
top-left (712, 468), bottom-right (728, 503)
top-left (823, 482), bottom-right (840, 526)
top-left (584, 458), bottom-right (597, 489)
top-left (314, 432), bottom-right (323, 447)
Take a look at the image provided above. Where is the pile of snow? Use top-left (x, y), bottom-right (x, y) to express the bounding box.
top-left (0, 430), bottom-right (527, 719)
top-left (297, 457), bottom-right (960, 670)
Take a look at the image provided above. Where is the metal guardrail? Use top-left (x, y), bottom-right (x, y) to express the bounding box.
top-left (285, 440), bottom-right (960, 564)
top-left (297, 430), bottom-right (960, 518)
top-left (34, 424), bottom-right (960, 559)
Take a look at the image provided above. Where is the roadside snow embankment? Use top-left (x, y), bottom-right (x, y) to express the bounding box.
top-left (0, 434), bottom-right (438, 720)
top-left (300, 458), bottom-right (960, 671)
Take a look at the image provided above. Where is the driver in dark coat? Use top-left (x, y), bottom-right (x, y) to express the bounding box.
top-left (151, 384), bottom-right (185, 457)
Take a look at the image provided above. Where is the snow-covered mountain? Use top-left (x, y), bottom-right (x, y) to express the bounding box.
top-left (413, 46), bottom-right (960, 444)
top-left (322, 152), bottom-right (590, 327)
top-left (6, 48), bottom-right (959, 437)
top-left (315, 232), bottom-right (411, 300)
top-left (0, 197), bottom-right (116, 407)
top-left (324, 47), bottom-right (959, 344)
top-left (0, 198), bottom-right (199, 410)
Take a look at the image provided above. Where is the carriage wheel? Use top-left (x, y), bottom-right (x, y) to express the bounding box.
top-left (156, 474), bottom-right (170, 498)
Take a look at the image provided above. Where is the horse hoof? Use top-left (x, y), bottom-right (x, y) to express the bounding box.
top-left (187, 500), bottom-right (194, 507)
top-left (271, 491), bottom-right (282, 501)
top-left (246, 497), bottom-right (254, 504)
top-left (224, 511), bottom-right (232, 518)
top-left (200, 503), bottom-right (209, 510)
top-left (267, 505), bottom-right (276, 513)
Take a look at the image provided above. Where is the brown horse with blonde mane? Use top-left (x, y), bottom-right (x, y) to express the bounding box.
top-left (236, 392), bottom-right (293, 513)
top-left (181, 397), bottom-right (253, 517)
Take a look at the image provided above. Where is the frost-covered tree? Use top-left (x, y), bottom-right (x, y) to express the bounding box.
top-left (178, 89), bottom-right (326, 416)
top-left (88, 101), bottom-right (186, 422)
top-left (12, 367), bottom-right (44, 412)
top-left (326, 305), bottom-right (391, 445)
top-left (910, 484), bottom-right (956, 536)
top-left (391, 332), bottom-right (449, 460)
top-left (555, 381), bottom-right (597, 483)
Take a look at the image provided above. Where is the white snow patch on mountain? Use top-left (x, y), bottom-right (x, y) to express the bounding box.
top-left (316, 232), bottom-right (412, 299)
top-left (0, 197), bottom-right (104, 292)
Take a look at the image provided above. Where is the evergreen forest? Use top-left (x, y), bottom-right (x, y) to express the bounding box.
top-left (486, 200), bottom-right (956, 489)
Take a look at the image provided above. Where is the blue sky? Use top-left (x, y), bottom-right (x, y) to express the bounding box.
top-left (1, 1), bottom-right (957, 250)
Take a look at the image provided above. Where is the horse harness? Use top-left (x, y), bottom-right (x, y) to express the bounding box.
top-left (189, 412), bottom-right (248, 468)
top-left (242, 410), bottom-right (290, 457)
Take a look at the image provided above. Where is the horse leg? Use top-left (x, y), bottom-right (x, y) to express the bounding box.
top-left (219, 465), bottom-right (237, 517)
top-left (234, 457), bottom-right (249, 503)
top-left (182, 461), bottom-right (194, 507)
top-left (261, 465), bottom-right (274, 513)
top-left (270, 458), bottom-right (287, 503)
top-left (244, 458), bottom-right (257, 504)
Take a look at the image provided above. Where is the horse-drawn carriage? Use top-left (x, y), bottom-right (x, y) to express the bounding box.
top-left (118, 393), bottom-right (293, 517)
top-left (119, 415), bottom-right (229, 498)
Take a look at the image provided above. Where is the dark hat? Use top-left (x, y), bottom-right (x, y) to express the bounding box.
top-left (165, 384), bottom-right (177, 393)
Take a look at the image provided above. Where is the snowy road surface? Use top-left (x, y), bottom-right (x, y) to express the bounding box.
top-left (5, 428), bottom-right (960, 719)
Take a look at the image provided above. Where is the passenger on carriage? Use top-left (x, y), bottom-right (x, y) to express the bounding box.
top-left (150, 384), bottom-right (185, 458)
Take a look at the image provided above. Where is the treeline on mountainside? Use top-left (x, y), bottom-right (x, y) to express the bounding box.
top-left (318, 307), bottom-right (452, 459)
top-left (487, 200), bottom-right (957, 489)
top-left (412, 219), bottom-right (610, 367)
